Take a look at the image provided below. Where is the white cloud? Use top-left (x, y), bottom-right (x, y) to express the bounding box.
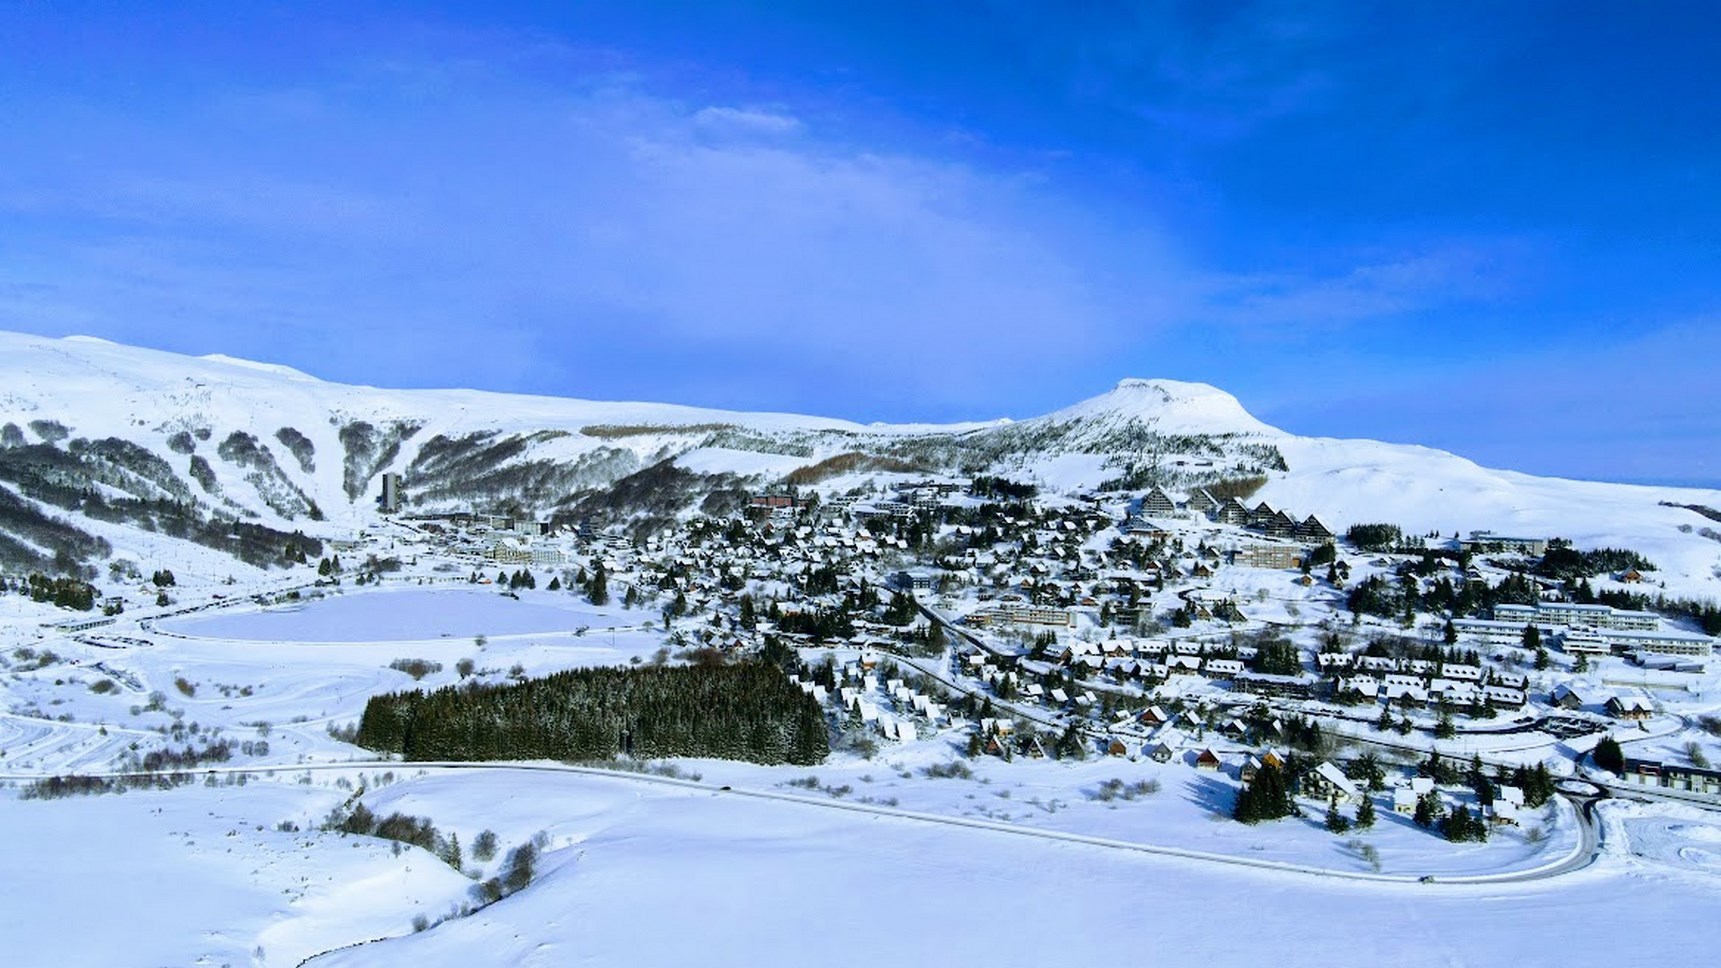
top-left (691, 106), bottom-right (803, 137)
top-left (0, 68), bottom-right (1138, 415)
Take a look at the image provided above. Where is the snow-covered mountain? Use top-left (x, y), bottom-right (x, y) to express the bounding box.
top-left (1, 330), bottom-right (1718, 595)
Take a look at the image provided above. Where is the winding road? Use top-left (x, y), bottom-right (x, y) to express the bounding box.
top-left (1, 753), bottom-right (1606, 888)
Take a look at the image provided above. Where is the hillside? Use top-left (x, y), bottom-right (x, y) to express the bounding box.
top-left (0, 330), bottom-right (1717, 596)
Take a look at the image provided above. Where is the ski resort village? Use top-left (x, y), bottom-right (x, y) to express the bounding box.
top-left (3, 335), bottom-right (1721, 966)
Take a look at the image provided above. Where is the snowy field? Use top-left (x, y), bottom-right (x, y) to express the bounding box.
top-left (5, 554), bottom-right (1721, 964)
top-left (3, 763), bottom-right (1705, 968)
top-left (159, 587), bottom-right (632, 643)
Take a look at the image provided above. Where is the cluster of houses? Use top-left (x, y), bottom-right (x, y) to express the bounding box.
top-left (1548, 684), bottom-right (1656, 721)
top-left (1322, 652), bottom-right (1529, 709)
top-left (790, 652), bottom-right (950, 743)
top-left (360, 470), bottom-right (1715, 824)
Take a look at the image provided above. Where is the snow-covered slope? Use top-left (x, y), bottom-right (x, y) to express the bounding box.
top-left (1038, 377), bottom-right (1280, 437)
top-left (1, 329), bottom-right (1718, 592)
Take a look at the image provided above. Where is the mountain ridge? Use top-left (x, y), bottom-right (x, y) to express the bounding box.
top-left (0, 330), bottom-right (1717, 599)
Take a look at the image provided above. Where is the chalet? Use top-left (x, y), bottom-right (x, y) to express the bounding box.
top-left (1337, 677), bottom-right (1380, 702)
top-left (1138, 705), bottom-right (1170, 727)
top-left (1484, 686), bottom-right (1528, 708)
top-left (1382, 681), bottom-right (1428, 707)
top-left (1194, 748), bottom-right (1224, 771)
top-left (1550, 684), bottom-right (1588, 710)
top-left (1316, 652), bottom-right (1356, 671)
top-left (1606, 695), bottom-right (1654, 721)
top-left (1166, 654), bottom-right (1204, 674)
top-left (1393, 787), bottom-right (1420, 815)
top-left (1204, 658), bottom-right (1246, 678)
top-left (1489, 800), bottom-right (1522, 826)
top-left (1620, 568), bottom-right (1646, 584)
top-left (1301, 761), bottom-right (1361, 804)
top-left (1442, 664), bottom-right (1482, 682)
top-left (1490, 670), bottom-right (1529, 690)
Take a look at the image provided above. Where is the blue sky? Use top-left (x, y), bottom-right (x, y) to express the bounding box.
top-left (1, 2), bottom-right (1717, 484)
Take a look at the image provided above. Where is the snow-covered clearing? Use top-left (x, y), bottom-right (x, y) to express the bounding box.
top-left (159, 587), bottom-right (632, 643)
top-left (301, 773), bottom-right (1717, 968)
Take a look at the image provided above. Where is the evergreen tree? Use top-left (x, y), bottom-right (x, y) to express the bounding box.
top-left (1413, 791), bottom-right (1443, 829)
top-left (588, 561), bottom-right (609, 607)
top-left (1593, 735), bottom-right (1625, 773)
top-left (1234, 763), bottom-right (1295, 824)
top-left (440, 832), bottom-right (463, 870)
top-left (1441, 804), bottom-right (1488, 843)
top-left (1054, 724), bottom-right (1085, 760)
top-left (1325, 794), bottom-right (1352, 833)
top-left (1355, 794), bottom-right (1377, 829)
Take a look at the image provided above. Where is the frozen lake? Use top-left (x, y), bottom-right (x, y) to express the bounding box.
top-left (161, 588), bottom-right (630, 642)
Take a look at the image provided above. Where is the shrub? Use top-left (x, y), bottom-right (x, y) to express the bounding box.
top-left (388, 658), bottom-right (443, 681)
top-left (922, 761), bottom-right (974, 780)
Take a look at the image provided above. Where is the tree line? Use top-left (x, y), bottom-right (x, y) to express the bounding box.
top-left (355, 661), bottom-right (829, 765)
